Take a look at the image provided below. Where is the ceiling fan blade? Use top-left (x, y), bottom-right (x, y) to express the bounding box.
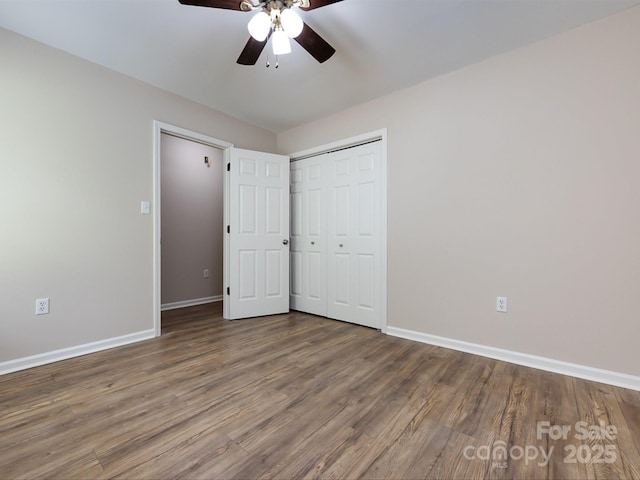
top-left (237, 34), bottom-right (270, 65)
top-left (178, 0), bottom-right (242, 10)
top-left (299, 0), bottom-right (343, 11)
top-left (294, 22), bottom-right (336, 63)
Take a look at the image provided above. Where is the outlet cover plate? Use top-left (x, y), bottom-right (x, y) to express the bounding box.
top-left (497, 296), bottom-right (507, 313)
top-left (36, 298), bottom-right (49, 315)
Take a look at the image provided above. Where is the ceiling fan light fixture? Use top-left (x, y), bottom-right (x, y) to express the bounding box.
top-left (178, 0), bottom-right (341, 65)
top-left (247, 11), bottom-right (271, 41)
top-left (272, 27), bottom-right (291, 55)
top-left (280, 8), bottom-right (303, 38)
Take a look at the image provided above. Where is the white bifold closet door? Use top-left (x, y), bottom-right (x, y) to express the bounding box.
top-left (290, 157), bottom-right (328, 317)
top-left (290, 141), bottom-right (383, 329)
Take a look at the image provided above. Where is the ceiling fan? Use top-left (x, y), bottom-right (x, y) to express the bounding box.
top-left (178, 0), bottom-right (342, 65)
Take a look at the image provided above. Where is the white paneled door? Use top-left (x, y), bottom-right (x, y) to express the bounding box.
top-left (227, 148), bottom-right (290, 320)
top-left (327, 142), bottom-right (383, 328)
top-left (290, 158), bottom-right (328, 317)
top-left (290, 141), bottom-right (384, 329)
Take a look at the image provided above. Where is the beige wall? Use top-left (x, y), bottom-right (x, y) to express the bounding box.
top-left (0, 28), bottom-right (276, 363)
top-left (278, 7), bottom-right (640, 376)
top-left (161, 134), bottom-right (224, 305)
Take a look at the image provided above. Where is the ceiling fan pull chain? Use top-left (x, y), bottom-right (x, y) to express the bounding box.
top-left (275, 54), bottom-right (279, 69)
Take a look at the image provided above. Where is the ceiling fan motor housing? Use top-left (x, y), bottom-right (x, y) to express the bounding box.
top-left (240, 0), bottom-right (310, 12)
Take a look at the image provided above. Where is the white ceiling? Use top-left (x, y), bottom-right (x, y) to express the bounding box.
top-left (1, 0), bottom-right (638, 133)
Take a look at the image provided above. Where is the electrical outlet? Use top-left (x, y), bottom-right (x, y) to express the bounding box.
top-left (203, 269), bottom-right (209, 278)
top-left (497, 296), bottom-right (507, 313)
top-left (36, 298), bottom-right (49, 315)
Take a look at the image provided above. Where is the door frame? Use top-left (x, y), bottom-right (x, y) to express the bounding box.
top-left (288, 129), bottom-right (388, 332)
top-left (152, 121), bottom-right (233, 336)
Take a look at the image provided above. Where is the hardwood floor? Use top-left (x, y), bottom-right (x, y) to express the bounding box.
top-left (1, 303), bottom-right (639, 479)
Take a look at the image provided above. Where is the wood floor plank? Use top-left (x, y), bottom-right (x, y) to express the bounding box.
top-left (102, 432), bottom-right (244, 480)
top-left (573, 378), bottom-right (640, 479)
top-left (16, 449), bottom-right (104, 480)
top-left (0, 303), bottom-right (639, 479)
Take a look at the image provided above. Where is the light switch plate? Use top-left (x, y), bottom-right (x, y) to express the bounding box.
top-left (140, 201), bottom-right (150, 215)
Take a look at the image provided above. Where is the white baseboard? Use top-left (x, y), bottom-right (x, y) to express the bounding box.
top-left (161, 295), bottom-right (222, 311)
top-left (0, 329), bottom-right (156, 376)
top-left (386, 326), bottom-right (640, 392)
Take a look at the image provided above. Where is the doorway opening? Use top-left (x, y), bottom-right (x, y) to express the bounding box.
top-left (160, 133), bottom-right (224, 309)
top-left (153, 121), bottom-right (233, 336)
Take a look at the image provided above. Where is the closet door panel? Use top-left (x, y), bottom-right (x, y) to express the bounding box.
top-left (290, 141), bottom-right (383, 329)
top-left (327, 142), bottom-right (383, 328)
top-left (289, 158), bottom-right (327, 316)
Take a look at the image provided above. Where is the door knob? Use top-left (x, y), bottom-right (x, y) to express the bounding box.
top-left (311, 241), bottom-right (315, 245)
top-left (339, 244), bottom-right (344, 248)
top-left (282, 239), bottom-right (289, 245)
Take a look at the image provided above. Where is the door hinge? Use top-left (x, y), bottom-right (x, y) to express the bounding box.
top-left (227, 225), bottom-right (230, 234)
top-left (226, 287), bottom-right (230, 295)
top-left (227, 163), bottom-right (230, 172)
